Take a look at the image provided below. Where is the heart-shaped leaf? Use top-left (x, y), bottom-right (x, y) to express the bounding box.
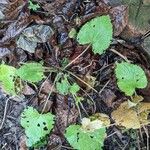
top-left (115, 62), bottom-right (147, 96)
top-left (0, 63), bottom-right (16, 95)
top-left (21, 107), bottom-right (55, 148)
top-left (77, 15), bottom-right (113, 54)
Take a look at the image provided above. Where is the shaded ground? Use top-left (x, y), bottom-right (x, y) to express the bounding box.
top-left (0, 0), bottom-right (150, 150)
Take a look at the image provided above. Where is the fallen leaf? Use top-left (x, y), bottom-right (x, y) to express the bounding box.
top-left (110, 5), bottom-right (128, 36)
top-left (17, 25), bottom-right (54, 53)
top-left (0, 12), bottom-right (30, 43)
top-left (111, 101), bottom-right (141, 129)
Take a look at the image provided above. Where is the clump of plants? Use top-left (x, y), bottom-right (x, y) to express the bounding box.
top-left (0, 14), bottom-right (149, 149)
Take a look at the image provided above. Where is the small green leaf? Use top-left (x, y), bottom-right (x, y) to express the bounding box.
top-left (115, 62), bottom-right (148, 96)
top-left (69, 83), bottom-right (80, 95)
top-left (56, 75), bottom-right (71, 95)
top-left (21, 107), bottom-right (55, 148)
top-left (65, 124), bottom-right (106, 150)
top-left (69, 28), bottom-right (77, 39)
top-left (16, 62), bottom-right (45, 83)
top-left (77, 15), bottom-right (113, 54)
top-left (28, 0), bottom-right (40, 11)
top-left (0, 64), bottom-right (16, 95)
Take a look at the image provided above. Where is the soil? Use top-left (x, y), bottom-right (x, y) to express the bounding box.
top-left (0, 0), bottom-right (150, 150)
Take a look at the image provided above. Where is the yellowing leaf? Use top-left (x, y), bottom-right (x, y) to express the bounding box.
top-left (137, 102), bottom-right (150, 113)
top-left (81, 118), bottom-right (103, 132)
top-left (77, 15), bottom-right (113, 54)
top-left (137, 102), bottom-right (150, 125)
top-left (115, 62), bottom-right (147, 96)
top-left (111, 102), bottom-right (141, 129)
top-left (112, 101), bottom-right (150, 129)
top-left (90, 113), bottom-right (110, 127)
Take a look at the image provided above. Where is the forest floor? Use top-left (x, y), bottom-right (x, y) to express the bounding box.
top-left (0, 0), bottom-right (150, 150)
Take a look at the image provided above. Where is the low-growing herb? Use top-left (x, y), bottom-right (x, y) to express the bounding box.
top-left (0, 62), bottom-right (45, 95)
top-left (65, 117), bottom-right (106, 150)
top-left (28, 0), bottom-right (40, 11)
top-left (21, 107), bottom-right (55, 148)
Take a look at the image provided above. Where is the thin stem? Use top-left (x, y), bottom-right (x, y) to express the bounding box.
top-left (66, 70), bottom-right (98, 93)
top-left (110, 48), bottom-right (130, 62)
top-left (63, 44), bottom-right (91, 69)
top-left (41, 73), bottom-right (61, 113)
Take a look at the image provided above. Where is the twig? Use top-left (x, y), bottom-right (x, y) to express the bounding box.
top-left (63, 44), bottom-right (91, 69)
top-left (80, 88), bottom-right (96, 113)
top-left (0, 97), bottom-right (10, 130)
top-left (110, 49), bottom-right (130, 62)
top-left (42, 73), bottom-right (61, 113)
top-left (99, 80), bottom-right (110, 95)
top-left (66, 70), bottom-right (98, 93)
top-left (142, 125), bottom-right (149, 150)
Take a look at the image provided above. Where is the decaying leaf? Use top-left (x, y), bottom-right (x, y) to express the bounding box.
top-left (110, 5), bottom-right (128, 36)
top-left (17, 25), bottom-right (54, 53)
top-left (112, 102), bottom-right (141, 129)
top-left (1, 12), bottom-right (30, 43)
top-left (90, 113), bottom-right (110, 127)
top-left (112, 101), bottom-right (150, 129)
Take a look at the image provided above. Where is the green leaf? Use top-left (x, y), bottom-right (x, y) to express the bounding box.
top-left (16, 62), bottom-right (45, 83)
top-left (65, 124), bottom-right (106, 150)
top-left (0, 64), bottom-right (16, 95)
top-left (77, 15), bottom-right (113, 54)
top-left (21, 107), bottom-right (55, 148)
top-left (115, 62), bottom-right (148, 96)
top-left (28, 0), bottom-right (40, 11)
top-left (69, 28), bottom-right (77, 39)
top-left (69, 83), bottom-right (80, 95)
top-left (56, 75), bottom-right (71, 95)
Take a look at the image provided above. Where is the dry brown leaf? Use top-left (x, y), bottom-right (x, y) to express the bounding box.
top-left (137, 102), bottom-right (150, 125)
top-left (137, 102), bottom-right (150, 113)
top-left (111, 102), bottom-right (141, 129)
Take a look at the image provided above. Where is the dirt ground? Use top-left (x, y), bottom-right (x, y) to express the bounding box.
top-left (0, 0), bottom-right (150, 150)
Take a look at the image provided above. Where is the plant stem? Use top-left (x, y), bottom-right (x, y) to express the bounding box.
top-left (63, 44), bottom-right (91, 69)
top-left (41, 73), bottom-right (61, 113)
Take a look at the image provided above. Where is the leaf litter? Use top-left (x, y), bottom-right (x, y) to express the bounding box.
top-left (0, 0), bottom-right (150, 149)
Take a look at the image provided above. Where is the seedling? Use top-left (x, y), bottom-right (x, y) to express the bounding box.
top-left (115, 62), bottom-right (147, 96)
top-left (77, 15), bottom-right (113, 54)
top-left (0, 62), bottom-right (45, 95)
top-left (28, 0), bottom-right (40, 11)
top-left (21, 107), bottom-right (55, 148)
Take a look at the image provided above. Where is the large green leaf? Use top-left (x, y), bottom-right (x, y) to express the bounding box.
top-left (77, 15), bottom-right (113, 54)
top-left (65, 124), bottom-right (106, 150)
top-left (21, 107), bottom-right (55, 148)
top-left (16, 62), bottom-right (45, 83)
top-left (115, 62), bottom-right (148, 96)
